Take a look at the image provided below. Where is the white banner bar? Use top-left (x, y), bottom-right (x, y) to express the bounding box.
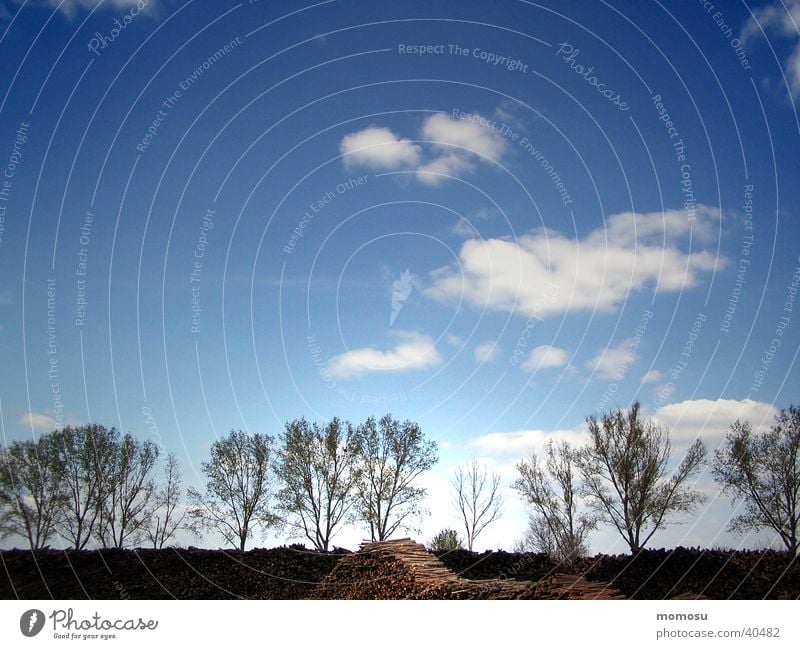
top-left (1, 600), bottom-right (797, 647)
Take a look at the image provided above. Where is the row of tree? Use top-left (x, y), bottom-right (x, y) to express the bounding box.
top-left (186, 415), bottom-right (438, 551)
top-left (0, 425), bottom-right (187, 550)
top-left (0, 415), bottom-right (440, 552)
top-left (2, 405), bottom-right (798, 555)
top-left (510, 402), bottom-right (800, 560)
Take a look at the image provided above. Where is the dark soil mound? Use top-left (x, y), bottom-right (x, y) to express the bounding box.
top-left (0, 546), bottom-right (346, 599)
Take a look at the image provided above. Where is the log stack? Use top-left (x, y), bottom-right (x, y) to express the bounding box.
top-left (530, 573), bottom-right (626, 600)
top-left (309, 538), bottom-right (624, 600)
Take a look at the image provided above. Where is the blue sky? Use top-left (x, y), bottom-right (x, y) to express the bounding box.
top-left (0, 0), bottom-right (799, 552)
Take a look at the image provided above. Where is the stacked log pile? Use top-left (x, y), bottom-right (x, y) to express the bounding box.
top-left (311, 538), bottom-right (461, 599)
top-left (310, 539), bottom-right (624, 600)
top-left (531, 573), bottom-right (626, 600)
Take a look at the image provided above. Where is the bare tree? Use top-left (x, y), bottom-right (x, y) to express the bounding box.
top-left (354, 414), bottom-right (438, 541)
top-left (276, 417), bottom-right (362, 551)
top-left (451, 459), bottom-right (503, 551)
top-left (52, 425), bottom-right (117, 550)
top-left (188, 430), bottom-right (278, 551)
top-left (96, 434), bottom-right (160, 548)
top-left (0, 435), bottom-right (65, 549)
top-left (576, 402), bottom-right (707, 553)
top-left (513, 439), bottom-right (595, 562)
top-left (147, 453), bottom-right (195, 549)
top-left (713, 406), bottom-right (800, 554)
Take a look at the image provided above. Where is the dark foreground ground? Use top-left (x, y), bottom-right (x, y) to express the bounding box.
top-left (1, 545), bottom-right (798, 599)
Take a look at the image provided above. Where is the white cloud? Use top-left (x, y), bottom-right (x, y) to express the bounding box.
top-left (0, 289), bottom-right (11, 305)
top-left (642, 369), bottom-right (663, 384)
top-left (326, 330), bottom-right (442, 378)
top-left (450, 218), bottom-right (480, 238)
top-left (416, 152), bottom-right (474, 185)
top-left (587, 339), bottom-right (638, 380)
top-left (340, 112), bottom-right (506, 184)
top-left (422, 112), bottom-right (507, 160)
top-left (742, 0), bottom-right (800, 43)
top-left (603, 205), bottom-right (721, 245)
top-left (416, 112), bottom-right (507, 185)
top-left (445, 333), bottom-right (464, 348)
top-left (787, 43), bottom-right (800, 96)
top-left (31, 0), bottom-right (156, 17)
top-left (474, 340), bottom-right (499, 363)
top-left (521, 344), bottom-right (568, 372)
top-left (741, 0), bottom-right (800, 96)
top-left (450, 207), bottom-right (496, 238)
top-left (654, 398), bottom-right (778, 446)
top-left (339, 126), bottom-right (420, 170)
top-left (470, 427), bottom-right (586, 457)
top-left (19, 412), bottom-right (58, 433)
top-left (424, 207), bottom-right (724, 317)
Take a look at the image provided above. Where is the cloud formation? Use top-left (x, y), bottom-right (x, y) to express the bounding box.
top-left (326, 330), bottom-right (442, 378)
top-left (474, 340), bottom-right (499, 363)
top-left (339, 111), bottom-right (507, 184)
top-left (742, 0), bottom-right (800, 95)
top-left (653, 397), bottom-right (778, 446)
top-left (18, 412), bottom-right (58, 433)
top-left (467, 398), bottom-right (777, 457)
top-left (587, 339), bottom-right (637, 380)
top-left (521, 344), bottom-right (569, 372)
top-left (339, 126), bottom-right (420, 170)
top-left (424, 206), bottom-right (723, 317)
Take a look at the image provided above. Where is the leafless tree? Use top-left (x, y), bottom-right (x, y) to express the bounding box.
top-left (713, 406), bottom-right (800, 554)
top-left (188, 430), bottom-right (278, 551)
top-left (52, 425), bottom-right (117, 549)
top-left (354, 415), bottom-right (438, 541)
top-left (276, 417), bottom-right (361, 551)
top-left (95, 434), bottom-right (160, 548)
top-left (147, 453), bottom-right (195, 549)
top-left (0, 435), bottom-right (66, 549)
top-left (451, 458), bottom-right (503, 551)
top-left (513, 439), bottom-right (595, 562)
top-left (576, 402), bottom-right (707, 553)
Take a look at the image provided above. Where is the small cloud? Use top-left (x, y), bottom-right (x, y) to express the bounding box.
top-left (20, 0), bottom-right (159, 19)
top-left (641, 369), bottom-right (663, 384)
top-left (654, 398), bottom-right (778, 447)
top-left (416, 152), bottom-right (474, 185)
top-left (339, 126), bottom-right (420, 170)
top-left (340, 111), bottom-right (508, 185)
top-left (326, 330), bottom-right (442, 378)
top-left (470, 427), bottom-right (585, 457)
top-left (445, 333), bottom-right (465, 348)
top-left (474, 340), bottom-right (499, 363)
top-left (0, 289), bottom-right (11, 305)
top-left (451, 219), bottom-right (480, 238)
top-left (422, 112), bottom-right (507, 160)
top-left (416, 112), bottom-right (507, 185)
top-left (522, 345), bottom-right (568, 372)
top-left (390, 269), bottom-right (414, 326)
top-left (450, 207), bottom-right (497, 238)
top-left (587, 339), bottom-right (638, 380)
top-left (741, 0), bottom-right (800, 96)
top-left (19, 412), bottom-right (58, 433)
